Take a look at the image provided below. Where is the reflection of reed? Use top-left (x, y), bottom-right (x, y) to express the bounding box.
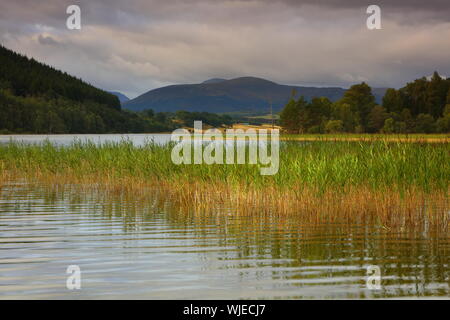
top-left (1, 182), bottom-right (448, 298)
top-left (1, 178), bottom-right (448, 232)
top-left (1, 173), bottom-right (448, 233)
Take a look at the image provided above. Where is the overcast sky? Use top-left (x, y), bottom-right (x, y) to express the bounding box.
top-left (1, 0), bottom-right (450, 98)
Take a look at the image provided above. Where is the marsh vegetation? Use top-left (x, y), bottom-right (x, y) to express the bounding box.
top-left (1, 138), bottom-right (448, 230)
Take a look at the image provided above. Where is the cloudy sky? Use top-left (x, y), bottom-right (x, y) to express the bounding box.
top-left (1, 0), bottom-right (450, 98)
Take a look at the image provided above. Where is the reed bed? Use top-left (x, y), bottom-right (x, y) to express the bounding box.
top-left (282, 133), bottom-right (450, 143)
top-left (0, 139), bottom-right (448, 229)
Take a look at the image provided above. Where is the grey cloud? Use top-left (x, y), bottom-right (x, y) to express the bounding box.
top-left (2, 1), bottom-right (450, 27)
top-left (0, 1), bottom-right (449, 98)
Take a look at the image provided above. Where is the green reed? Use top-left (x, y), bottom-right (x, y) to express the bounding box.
top-left (0, 139), bottom-right (448, 194)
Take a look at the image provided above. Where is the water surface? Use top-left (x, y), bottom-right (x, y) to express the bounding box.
top-left (0, 182), bottom-right (448, 299)
top-left (0, 134), bottom-right (172, 146)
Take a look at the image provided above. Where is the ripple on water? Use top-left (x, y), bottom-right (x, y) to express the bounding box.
top-left (0, 182), bottom-right (449, 299)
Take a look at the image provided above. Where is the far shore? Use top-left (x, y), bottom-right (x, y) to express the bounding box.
top-left (0, 129), bottom-right (449, 143)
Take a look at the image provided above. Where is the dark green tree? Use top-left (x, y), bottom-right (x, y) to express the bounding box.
top-left (279, 97), bottom-right (305, 133)
top-left (338, 82), bottom-right (376, 130)
top-left (415, 114), bottom-right (436, 133)
top-left (367, 105), bottom-right (388, 133)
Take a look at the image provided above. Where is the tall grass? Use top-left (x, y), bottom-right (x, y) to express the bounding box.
top-left (1, 139), bottom-right (447, 191)
top-left (0, 139), bottom-right (448, 228)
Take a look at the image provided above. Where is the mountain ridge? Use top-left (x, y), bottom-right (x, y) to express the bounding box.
top-left (124, 77), bottom-right (387, 113)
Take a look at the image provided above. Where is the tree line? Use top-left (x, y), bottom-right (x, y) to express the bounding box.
top-left (135, 109), bottom-right (233, 131)
top-left (280, 72), bottom-right (450, 134)
top-left (0, 88), bottom-right (234, 134)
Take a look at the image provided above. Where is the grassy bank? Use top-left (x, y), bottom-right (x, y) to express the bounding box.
top-left (283, 133), bottom-right (450, 139)
top-left (282, 133), bottom-right (450, 143)
top-left (0, 139), bottom-right (448, 228)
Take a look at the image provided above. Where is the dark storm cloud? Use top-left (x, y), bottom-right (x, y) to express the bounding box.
top-left (1, 1), bottom-right (449, 97)
top-left (2, 0), bottom-right (449, 27)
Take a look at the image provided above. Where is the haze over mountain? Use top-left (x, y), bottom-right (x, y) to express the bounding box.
top-left (123, 77), bottom-right (387, 113)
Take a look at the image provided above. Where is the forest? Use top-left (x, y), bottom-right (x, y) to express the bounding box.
top-left (280, 72), bottom-right (450, 133)
top-left (0, 45), bottom-right (148, 133)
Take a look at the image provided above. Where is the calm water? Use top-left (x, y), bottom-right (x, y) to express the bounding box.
top-left (0, 181), bottom-right (448, 299)
top-left (0, 134), bottom-right (172, 146)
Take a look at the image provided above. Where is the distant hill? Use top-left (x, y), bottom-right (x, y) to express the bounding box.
top-left (202, 78), bottom-right (227, 84)
top-left (0, 45), bottom-right (149, 134)
top-left (109, 91), bottom-right (130, 104)
top-left (123, 77), bottom-right (387, 113)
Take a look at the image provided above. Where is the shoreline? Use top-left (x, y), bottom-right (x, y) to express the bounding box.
top-left (0, 133), bottom-right (449, 144)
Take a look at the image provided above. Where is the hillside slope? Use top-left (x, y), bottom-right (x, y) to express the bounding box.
top-left (0, 45), bottom-right (147, 133)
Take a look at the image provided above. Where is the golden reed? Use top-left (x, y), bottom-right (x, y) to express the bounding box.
top-left (1, 168), bottom-right (448, 232)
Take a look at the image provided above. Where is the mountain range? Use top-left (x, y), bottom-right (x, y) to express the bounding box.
top-left (123, 77), bottom-right (387, 113)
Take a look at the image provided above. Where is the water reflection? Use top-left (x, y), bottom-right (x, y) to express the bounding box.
top-left (0, 182), bottom-right (448, 299)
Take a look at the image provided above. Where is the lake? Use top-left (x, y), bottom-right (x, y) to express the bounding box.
top-left (0, 181), bottom-right (448, 299)
top-left (0, 134), bottom-right (173, 146)
top-left (0, 135), bottom-right (448, 299)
